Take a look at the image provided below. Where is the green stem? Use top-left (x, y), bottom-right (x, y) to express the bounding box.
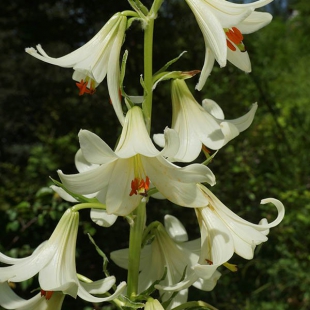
top-left (127, 200), bottom-right (146, 299)
top-left (71, 202), bottom-right (106, 212)
top-left (142, 17), bottom-right (155, 133)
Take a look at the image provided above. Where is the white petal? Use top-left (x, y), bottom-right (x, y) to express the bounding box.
top-left (79, 277), bottom-right (115, 294)
top-left (153, 133), bottom-right (165, 148)
top-left (50, 185), bottom-right (78, 202)
top-left (25, 13), bottom-right (121, 69)
top-left (57, 162), bottom-right (114, 195)
top-left (0, 242), bottom-right (46, 265)
top-left (115, 106), bottom-right (160, 158)
top-left (77, 280), bottom-right (127, 303)
top-left (160, 127), bottom-right (180, 158)
top-left (145, 298), bottom-right (166, 310)
top-left (90, 209), bottom-right (118, 227)
top-left (107, 16), bottom-right (127, 125)
top-left (196, 47), bottom-right (215, 91)
top-left (39, 210), bottom-right (79, 297)
top-left (0, 282), bottom-right (65, 310)
top-left (185, 0), bottom-right (227, 67)
top-left (156, 272), bottom-right (198, 292)
top-left (201, 0), bottom-right (254, 28)
top-left (201, 99), bottom-right (225, 119)
top-left (227, 46), bottom-right (251, 72)
top-left (110, 247), bottom-right (130, 270)
top-left (78, 130), bottom-right (118, 164)
top-left (204, 187), bottom-right (285, 231)
top-left (75, 149), bottom-right (99, 173)
top-left (0, 245), bottom-right (52, 283)
top-left (105, 158), bottom-right (141, 215)
top-left (193, 269), bottom-right (221, 291)
top-left (238, 11), bottom-right (273, 34)
top-left (203, 101), bottom-right (258, 133)
top-left (196, 207), bottom-right (234, 275)
top-left (163, 289), bottom-right (188, 310)
top-left (144, 156), bottom-right (214, 208)
top-left (164, 215), bottom-right (188, 242)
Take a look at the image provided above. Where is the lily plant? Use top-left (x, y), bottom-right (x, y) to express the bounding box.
top-left (0, 0), bottom-right (285, 310)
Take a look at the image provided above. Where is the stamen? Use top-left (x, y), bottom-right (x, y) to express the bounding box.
top-left (76, 79), bottom-right (96, 96)
top-left (202, 145), bottom-right (211, 154)
top-left (226, 39), bottom-right (236, 51)
top-left (225, 27), bottom-right (246, 52)
top-left (130, 176), bottom-right (150, 197)
top-left (205, 259), bottom-right (213, 265)
top-left (226, 27), bottom-right (243, 45)
top-left (41, 289), bottom-right (54, 300)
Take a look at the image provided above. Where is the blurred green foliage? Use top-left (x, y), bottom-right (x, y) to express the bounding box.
top-left (0, 0), bottom-right (309, 309)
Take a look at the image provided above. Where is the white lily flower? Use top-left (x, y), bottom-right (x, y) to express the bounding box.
top-left (58, 106), bottom-right (216, 216)
top-left (25, 13), bottom-right (127, 125)
top-left (0, 209), bottom-right (126, 302)
top-left (184, 0), bottom-right (273, 90)
top-left (158, 187), bottom-right (284, 293)
top-left (154, 79), bottom-right (257, 162)
top-left (0, 282), bottom-right (65, 310)
top-left (111, 215), bottom-right (220, 308)
top-left (196, 185), bottom-right (285, 260)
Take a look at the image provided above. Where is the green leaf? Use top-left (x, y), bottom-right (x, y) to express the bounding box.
top-left (154, 51), bottom-right (187, 76)
top-left (87, 234), bottom-right (110, 278)
top-left (50, 178), bottom-right (99, 204)
top-left (118, 295), bottom-right (145, 309)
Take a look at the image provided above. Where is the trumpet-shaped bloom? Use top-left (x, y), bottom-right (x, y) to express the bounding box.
top-left (111, 215), bottom-right (220, 308)
top-left (25, 13), bottom-right (127, 125)
top-left (184, 0), bottom-right (273, 90)
top-left (196, 185), bottom-right (285, 261)
top-left (0, 282), bottom-right (65, 310)
top-left (58, 106), bottom-right (216, 216)
top-left (157, 187), bottom-right (284, 293)
top-left (154, 79), bottom-right (257, 162)
top-left (0, 209), bottom-right (126, 303)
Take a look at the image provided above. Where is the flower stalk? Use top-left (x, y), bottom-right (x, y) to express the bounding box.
top-left (142, 15), bottom-right (155, 133)
top-left (127, 200), bottom-right (146, 299)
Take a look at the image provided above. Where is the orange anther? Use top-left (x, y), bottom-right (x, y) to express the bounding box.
top-left (40, 290), bottom-right (54, 300)
top-left (130, 176), bottom-right (150, 197)
top-left (226, 39), bottom-right (236, 51)
top-left (76, 79), bottom-right (96, 96)
top-left (205, 259), bottom-right (213, 265)
top-left (226, 27), bottom-right (243, 45)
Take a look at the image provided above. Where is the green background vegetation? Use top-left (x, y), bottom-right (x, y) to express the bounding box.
top-left (0, 0), bottom-right (309, 309)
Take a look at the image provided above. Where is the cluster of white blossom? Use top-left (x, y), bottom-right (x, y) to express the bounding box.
top-left (0, 0), bottom-right (284, 309)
